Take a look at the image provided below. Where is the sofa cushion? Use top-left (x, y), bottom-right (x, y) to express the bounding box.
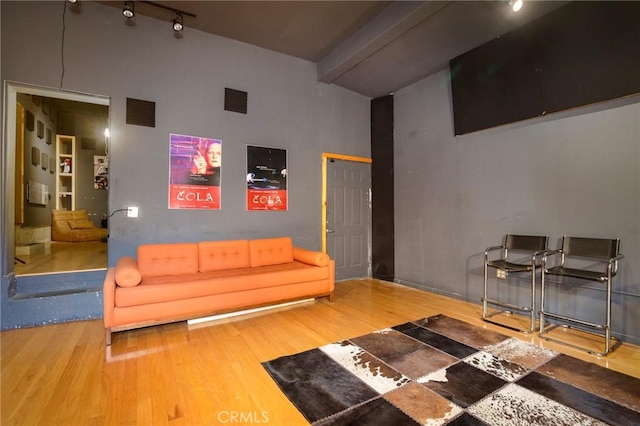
top-left (115, 256), bottom-right (142, 287)
top-left (199, 240), bottom-right (250, 272)
top-left (249, 237), bottom-right (293, 267)
top-left (137, 243), bottom-right (199, 277)
top-left (68, 219), bottom-right (95, 229)
top-left (115, 261), bottom-right (329, 307)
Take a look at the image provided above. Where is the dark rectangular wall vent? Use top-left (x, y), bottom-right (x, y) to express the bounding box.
top-left (126, 97), bottom-right (156, 127)
top-left (224, 88), bottom-right (248, 114)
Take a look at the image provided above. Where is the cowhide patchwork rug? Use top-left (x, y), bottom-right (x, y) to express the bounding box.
top-left (262, 314), bottom-right (640, 425)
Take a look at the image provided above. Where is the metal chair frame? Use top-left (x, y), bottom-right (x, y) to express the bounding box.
top-left (539, 236), bottom-right (623, 356)
top-left (482, 234), bottom-right (549, 333)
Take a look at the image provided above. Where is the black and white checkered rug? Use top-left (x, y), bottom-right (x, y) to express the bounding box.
top-left (263, 314), bottom-right (640, 425)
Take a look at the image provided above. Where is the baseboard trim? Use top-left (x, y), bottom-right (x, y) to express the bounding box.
top-left (187, 298), bottom-right (315, 326)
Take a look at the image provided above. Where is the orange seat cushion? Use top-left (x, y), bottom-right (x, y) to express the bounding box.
top-left (115, 261), bottom-right (329, 307)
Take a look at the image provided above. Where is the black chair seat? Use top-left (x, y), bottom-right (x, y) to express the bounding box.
top-left (540, 236), bottom-right (622, 356)
top-left (482, 234), bottom-right (549, 334)
top-left (487, 259), bottom-right (534, 272)
top-left (545, 265), bottom-right (607, 282)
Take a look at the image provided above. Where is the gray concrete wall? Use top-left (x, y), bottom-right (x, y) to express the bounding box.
top-left (17, 93), bottom-right (56, 227)
top-left (1, 1), bottom-right (369, 328)
top-left (394, 69), bottom-right (640, 345)
top-left (1, 0), bottom-right (370, 257)
top-left (74, 111), bottom-right (109, 227)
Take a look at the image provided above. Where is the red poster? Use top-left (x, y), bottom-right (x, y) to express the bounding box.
top-left (247, 145), bottom-right (287, 211)
top-left (247, 189), bottom-right (287, 211)
top-left (169, 133), bottom-right (221, 210)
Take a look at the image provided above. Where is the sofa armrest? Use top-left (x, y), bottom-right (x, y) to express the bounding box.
top-left (103, 267), bottom-right (116, 329)
top-left (293, 246), bottom-right (330, 267)
top-left (114, 256), bottom-right (142, 287)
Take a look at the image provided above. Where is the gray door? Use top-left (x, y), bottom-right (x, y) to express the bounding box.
top-left (326, 159), bottom-right (371, 280)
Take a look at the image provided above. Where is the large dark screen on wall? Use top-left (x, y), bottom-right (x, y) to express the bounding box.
top-left (450, 25), bottom-right (542, 135)
top-left (450, 1), bottom-right (640, 136)
top-left (536, 3), bottom-right (640, 114)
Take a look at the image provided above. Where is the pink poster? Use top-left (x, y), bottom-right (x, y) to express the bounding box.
top-left (169, 133), bottom-right (221, 210)
top-left (247, 145), bottom-right (287, 211)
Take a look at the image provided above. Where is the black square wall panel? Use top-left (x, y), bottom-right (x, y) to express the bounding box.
top-left (126, 98), bottom-right (156, 127)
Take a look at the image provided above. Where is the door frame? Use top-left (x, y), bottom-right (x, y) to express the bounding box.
top-left (320, 152), bottom-right (372, 254)
top-left (15, 103), bottom-right (25, 226)
top-left (1, 81), bottom-right (110, 276)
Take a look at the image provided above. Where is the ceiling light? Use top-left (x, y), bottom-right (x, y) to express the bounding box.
top-left (67, 0), bottom-right (81, 13)
top-left (122, 1), bottom-right (135, 19)
top-left (509, 0), bottom-right (523, 12)
top-left (119, 1), bottom-right (196, 33)
top-left (173, 13), bottom-right (183, 32)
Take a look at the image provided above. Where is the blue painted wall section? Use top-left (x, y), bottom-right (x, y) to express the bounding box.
top-left (1, 271), bottom-right (104, 330)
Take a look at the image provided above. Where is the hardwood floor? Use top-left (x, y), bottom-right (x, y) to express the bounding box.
top-left (14, 241), bottom-right (107, 275)
top-left (1, 279), bottom-right (638, 425)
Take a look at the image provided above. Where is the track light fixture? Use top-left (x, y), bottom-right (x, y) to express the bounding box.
top-left (140, 1), bottom-right (196, 33)
top-left (118, 1), bottom-right (195, 34)
top-left (67, 0), bottom-right (81, 13)
top-left (122, 1), bottom-right (135, 19)
top-left (509, 0), bottom-right (523, 12)
top-left (173, 13), bottom-right (183, 32)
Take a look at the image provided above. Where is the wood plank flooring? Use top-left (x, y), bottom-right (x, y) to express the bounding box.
top-left (1, 278), bottom-right (638, 425)
top-left (13, 241), bottom-right (107, 276)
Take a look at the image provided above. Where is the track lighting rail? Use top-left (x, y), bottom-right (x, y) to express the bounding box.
top-left (139, 1), bottom-right (196, 19)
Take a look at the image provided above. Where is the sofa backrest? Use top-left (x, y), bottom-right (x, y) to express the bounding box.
top-left (198, 240), bottom-right (250, 272)
top-left (135, 237), bottom-right (296, 277)
top-left (137, 243), bottom-right (199, 277)
top-left (249, 237), bottom-right (293, 267)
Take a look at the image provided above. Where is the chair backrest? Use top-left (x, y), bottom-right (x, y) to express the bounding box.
top-left (561, 236), bottom-right (620, 259)
top-left (505, 234), bottom-right (548, 252)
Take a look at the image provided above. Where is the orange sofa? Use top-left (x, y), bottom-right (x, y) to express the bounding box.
top-left (103, 237), bottom-right (334, 345)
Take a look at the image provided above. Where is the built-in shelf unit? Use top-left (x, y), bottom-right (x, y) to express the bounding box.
top-left (55, 135), bottom-right (76, 211)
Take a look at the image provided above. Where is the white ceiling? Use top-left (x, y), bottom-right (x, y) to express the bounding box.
top-left (98, 1), bottom-right (568, 98)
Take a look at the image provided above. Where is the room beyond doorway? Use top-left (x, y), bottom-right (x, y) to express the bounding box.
top-left (3, 82), bottom-right (110, 278)
top-left (14, 241), bottom-right (107, 275)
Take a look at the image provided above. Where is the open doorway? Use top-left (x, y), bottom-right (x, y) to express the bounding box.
top-left (3, 82), bottom-right (110, 277)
